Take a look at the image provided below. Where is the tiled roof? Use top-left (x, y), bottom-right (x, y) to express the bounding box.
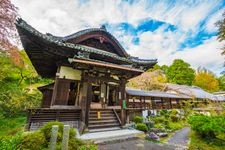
top-left (126, 88), bottom-right (190, 99)
top-left (16, 18), bottom-right (157, 68)
top-left (165, 83), bottom-right (223, 101)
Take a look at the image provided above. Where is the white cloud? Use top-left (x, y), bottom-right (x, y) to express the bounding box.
top-left (11, 0), bottom-right (224, 74)
top-left (205, 9), bottom-right (224, 33)
top-left (168, 37), bottom-right (224, 75)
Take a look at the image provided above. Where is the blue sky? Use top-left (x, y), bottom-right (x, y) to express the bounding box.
top-left (12, 0), bottom-right (225, 75)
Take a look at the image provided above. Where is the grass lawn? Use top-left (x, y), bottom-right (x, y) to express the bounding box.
top-left (189, 131), bottom-right (225, 150)
top-left (0, 115), bottom-right (26, 137)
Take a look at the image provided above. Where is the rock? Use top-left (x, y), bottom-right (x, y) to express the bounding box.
top-left (145, 132), bottom-right (160, 141)
top-left (123, 123), bottom-right (135, 129)
top-left (149, 128), bottom-right (164, 133)
top-left (157, 132), bottom-right (168, 137)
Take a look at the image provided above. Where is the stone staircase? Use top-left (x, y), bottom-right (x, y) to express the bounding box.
top-left (88, 109), bottom-right (121, 132)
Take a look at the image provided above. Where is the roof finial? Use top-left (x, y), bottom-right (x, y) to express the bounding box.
top-left (100, 25), bottom-right (107, 31)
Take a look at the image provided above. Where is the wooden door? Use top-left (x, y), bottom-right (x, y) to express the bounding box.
top-left (54, 79), bottom-right (70, 105)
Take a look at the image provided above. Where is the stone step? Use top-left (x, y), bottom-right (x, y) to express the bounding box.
top-left (88, 127), bottom-right (121, 133)
top-left (89, 112), bottom-right (114, 115)
top-left (88, 123), bottom-right (120, 129)
top-left (80, 129), bottom-right (144, 144)
top-left (89, 119), bottom-right (118, 124)
top-left (89, 116), bottom-right (117, 121)
top-left (89, 114), bottom-right (115, 119)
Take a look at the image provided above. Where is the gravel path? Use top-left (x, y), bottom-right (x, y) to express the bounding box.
top-left (167, 127), bottom-right (190, 149)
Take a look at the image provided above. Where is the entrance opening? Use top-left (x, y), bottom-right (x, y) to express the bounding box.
top-left (67, 82), bottom-right (78, 105)
top-left (92, 85), bottom-right (100, 103)
top-left (108, 85), bottom-right (117, 106)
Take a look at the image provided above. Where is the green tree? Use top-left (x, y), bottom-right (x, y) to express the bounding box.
top-left (127, 69), bottom-right (167, 91)
top-left (218, 74), bottom-right (225, 91)
top-left (193, 67), bottom-right (219, 92)
top-left (0, 50), bottom-right (51, 116)
top-left (166, 59), bottom-right (195, 85)
top-left (216, 12), bottom-right (225, 55)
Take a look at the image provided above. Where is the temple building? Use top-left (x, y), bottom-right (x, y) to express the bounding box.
top-left (16, 18), bottom-right (157, 132)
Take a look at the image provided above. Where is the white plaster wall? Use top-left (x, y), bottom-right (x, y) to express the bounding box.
top-left (59, 66), bottom-right (81, 80)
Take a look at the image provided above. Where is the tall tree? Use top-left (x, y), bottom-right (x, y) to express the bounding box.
top-left (218, 74), bottom-right (225, 91)
top-left (0, 1), bottom-right (25, 72)
top-left (166, 59), bottom-right (195, 85)
top-left (193, 67), bottom-right (219, 92)
top-left (216, 12), bottom-right (225, 55)
top-left (127, 69), bottom-right (167, 91)
top-left (0, 0), bottom-right (19, 50)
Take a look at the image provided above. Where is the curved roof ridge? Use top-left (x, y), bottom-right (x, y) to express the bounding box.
top-left (16, 18), bottom-right (157, 70)
top-left (62, 27), bottom-right (129, 57)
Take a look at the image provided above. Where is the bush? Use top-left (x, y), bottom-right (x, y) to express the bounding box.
top-left (158, 109), bottom-right (169, 117)
top-left (0, 133), bottom-right (22, 150)
top-left (152, 116), bottom-right (165, 124)
top-left (134, 116), bottom-right (143, 124)
top-left (167, 122), bottom-right (182, 131)
top-left (170, 114), bottom-right (179, 122)
top-left (20, 131), bottom-right (45, 150)
top-left (68, 138), bottom-right (84, 150)
top-left (136, 123), bottom-right (148, 132)
top-left (78, 144), bottom-right (98, 150)
top-left (188, 115), bottom-right (225, 138)
top-left (40, 121), bottom-right (76, 144)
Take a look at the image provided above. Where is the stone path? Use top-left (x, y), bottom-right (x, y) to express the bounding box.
top-left (80, 129), bottom-right (143, 143)
top-left (98, 127), bottom-right (191, 150)
top-left (98, 139), bottom-right (176, 150)
top-left (167, 127), bottom-right (191, 149)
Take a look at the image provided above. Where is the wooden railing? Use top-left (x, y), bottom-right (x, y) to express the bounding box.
top-left (27, 108), bottom-right (81, 130)
top-left (113, 109), bottom-right (122, 125)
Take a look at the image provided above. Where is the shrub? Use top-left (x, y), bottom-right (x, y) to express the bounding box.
top-left (170, 115), bottom-right (179, 122)
top-left (136, 123), bottom-right (148, 132)
top-left (167, 122), bottom-right (182, 131)
top-left (0, 133), bottom-right (22, 150)
top-left (40, 121), bottom-right (76, 144)
top-left (134, 116), bottom-right (143, 124)
top-left (188, 115), bottom-right (225, 138)
top-left (20, 131), bottom-right (45, 150)
top-left (158, 109), bottom-right (169, 117)
top-left (152, 116), bottom-right (165, 124)
top-left (68, 138), bottom-right (84, 150)
top-left (78, 144), bottom-right (98, 150)
top-left (154, 123), bottom-right (164, 129)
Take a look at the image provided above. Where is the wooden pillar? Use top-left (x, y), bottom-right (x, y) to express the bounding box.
top-left (144, 97), bottom-right (146, 109)
top-left (169, 98), bottom-right (172, 109)
top-left (51, 76), bottom-right (59, 106)
top-left (100, 82), bottom-right (106, 108)
top-left (119, 78), bottom-right (126, 125)
top-left (176, 99), bottom-right (179, 108)
top-left (161, 98), bottom-right (164, 109)
top-left (133, 97), bottom-right (135, 108)
top-left (79, 81), bottom-right (88, 123)
top-left (126, 95), bottom-right (129, 108)
top-left (85, 82), bottom-right (92, 126)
